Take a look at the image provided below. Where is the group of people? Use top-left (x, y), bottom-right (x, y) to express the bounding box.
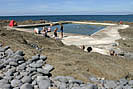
top-left (34, 23), bottom-right (64, 39)
top-left (53, 24), bottom-right (63, 38)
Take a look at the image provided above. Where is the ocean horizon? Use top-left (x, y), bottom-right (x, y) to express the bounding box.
top-left (0, 15), bottom-right (133, 22)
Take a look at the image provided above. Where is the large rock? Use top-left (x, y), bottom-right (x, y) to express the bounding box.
top-left (22, 76), bottom-right (32, 83)
top-left (37, 68), bottom-right (49, 74)
top-left (9, 61), bottom-right (18, 66)
top-left (3, 46), bottom-right (10, 52)
top-left (29, 62), bottom-right (43, 68)
top-left (11, 79), bottom-right (22, 87)
top-left (0, 46), bottom-right (10, 52)
top-left (0, 79), bottom-right (9, 84)
top-left (17, 63), bottom-right (26, 71)
top-left (5, 68), bottom-right (16, 76)
top-left (0, 83), bottom-right (11, 89)
top-left (37, 76), bottom-right (49, 82)
top-left (31, 55), bottom-right (40, 62)
top-left (15, 50), bottom-right (25, 56)
top-left (42, 64), bottom-right (54, 72)
top-left (104, 80), bottom-right (117, 89)
top-left (129, 80), bottom-right (133, 85)
top-left (20, 83), bottom-right (33, 89)
top-left (13, 55), bottom-right (24, 62)
top-left (5, 49), bottom-right (14, 57)
top-left (40, 56), bottom-right (47, 61)
top-left (38, 79), bottom-right (51, 89)
top-left (26, 67), bottom-right (36, 72)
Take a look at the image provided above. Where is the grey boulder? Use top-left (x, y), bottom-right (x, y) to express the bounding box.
top-left (22, 76), bottom-right (32, 83)
top-left (20, 83), bottom-right (33, 89)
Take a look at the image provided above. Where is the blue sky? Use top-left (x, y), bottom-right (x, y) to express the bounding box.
top-left (0, 0), bottom-right (133, 16)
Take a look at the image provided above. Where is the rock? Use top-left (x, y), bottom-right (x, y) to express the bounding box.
top-left (36, 59), bottom-right (44, 64)
top-left (15, 75), bottom-right (23, 80)
top-left (0, 79), bottom-right (9, 84)
top-left (42, 64), bottom-right (54, 72)
top-left (13, 87), bottom-right (19, 89)
top-left (9, 61), bottom-right (18, 66)
top-left (22, 76), bottom-right (32, 83)
top-left (3, 75), bottom-right (13, 81)
top-left (123, 85), bottom-right (133, 89)
top-left (11, 79), bottom-right (22, 87)
top-left (15, 50), bottom-right (25, 56)
top-left (34, 85), bottom-right (39, 89)
top-left (3, 46), bottom-right (10, 52)
top-left (6, 58), bottom-right (16, 63)
top-left (26, 59), bottom-right (32, 65)
top-left (115, 85), bottom-right (124, 89)
top-left (38, 79), bottom-right (51, 89)
top-left (81, 84), bottom-right (98, 89)
top-left (5, 49), bottom-right (14, 57)
top-left (31, 55), bottom-right (40, 62)
top-left (5, 69), bottom-right (15, 76)
top-left (0, 46), bottom-right (10, 52)
top-left (88, 76), bottom-right (99, 83)
top-left (37, 68), bottom-right (49, 74)
top-left (104, 80), bottom-right (117, 89)
top-left (0, 48), bottom-right (5, 52)
top-left (0, 63), bottom-right (4, 69)
top-left (54, 76), bottom-right (74, 83)
top-left (17, 63), bottom-right (26, 71)
top-left (71, 86), bottom-right (81, 89)
top-left (32, 80), bottom-right (37, 86)
top-left (129, 80), bottom-right (133, 85)
top-left (29, 62), bottom-right (43, 68)
top-left (37, 76), bottom-right (49, 82)
top-left (20, 83), bottom-right (33, 89)
top-left (13, 72), bottom-right (19, 76)
top-left (20, 72), bottom-right (29, 76)
top-left (6, 65), bottom-right (11, 69)
top-left (13, 55), bottom-right (24, 62)
top-left (0, 44), bottom-right (3, 47)
top-left (40, 56), bottom-right (47, 61)
top-left (0, 52), bottom-right (6, 59)
top-left (59, 82), bottom-right (67, 89)
top-left (119, 78), bottom-right (128, 86)
top-left (26, 67), bottom-right (36, 72)
top-left (18, 60), bottom-right (25, 64)
top-left (0, 83), bottom-right (11, 89)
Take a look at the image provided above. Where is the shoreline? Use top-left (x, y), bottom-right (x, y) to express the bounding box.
top-left (6, 21), bottom-right (129, 55)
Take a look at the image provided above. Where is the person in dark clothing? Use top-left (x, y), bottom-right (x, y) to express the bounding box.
top-left (54, 27), bottom-right (58, 37)
top-left (60, 24), bottom-right (64, 38)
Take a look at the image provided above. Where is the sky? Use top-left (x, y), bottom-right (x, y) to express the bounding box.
top-left (0, 0), bottom-right (133, 16)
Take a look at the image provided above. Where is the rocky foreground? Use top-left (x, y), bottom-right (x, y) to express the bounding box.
top-left (0, 45), bottom-right (133, 89)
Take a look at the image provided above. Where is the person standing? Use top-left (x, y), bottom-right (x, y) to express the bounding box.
top-left (53, 27), bottom-right (58, 38)
top-left (60, 24), bottom-right (64, 38)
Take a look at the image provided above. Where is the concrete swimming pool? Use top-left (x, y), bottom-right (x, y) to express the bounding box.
top-left (26, 23), bottom-right (105, 36)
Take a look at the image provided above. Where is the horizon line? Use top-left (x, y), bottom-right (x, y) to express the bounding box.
top-left (0, 14), bottom-right (132, 17)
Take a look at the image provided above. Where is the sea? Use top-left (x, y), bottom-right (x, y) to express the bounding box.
top-left (1, 15), bottom-right (132, 35)
top-left (0, 15), bottom-right (133, 22)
